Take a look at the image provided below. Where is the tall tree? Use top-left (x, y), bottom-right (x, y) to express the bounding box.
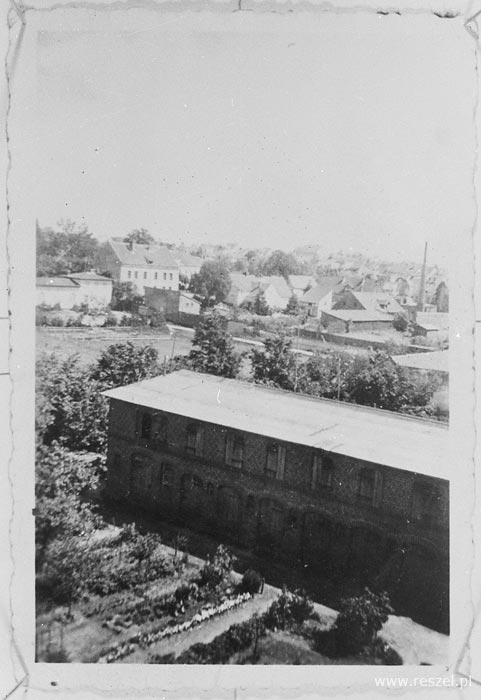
top-left (188, 313), bottom-right (240, 378)
top-left (343, 350), bottom-right (434, 411)
top-left (36, 220), bottom-right (99, 276)
top-left (253, 290), bottom-right (270, 316)
top-left (123, 228), bottom-right (155, 245)
top-left (285, 294), bottom-right (300, 316)
top-left (261, 250), bottom-right (301, 279)
top-left (90, 342), bottom-right (160, 388)
top-left (251, 332), bottom-right (296, 390)
top-left (189, 260), bottom-right (231, 308)
top-left (36, 354), bottom-right (109, 452)
top-left (110, 281), bottom-right (143, 312)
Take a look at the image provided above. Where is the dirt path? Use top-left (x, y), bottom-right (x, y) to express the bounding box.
top-left (124, 584), bottom-right (279, 663)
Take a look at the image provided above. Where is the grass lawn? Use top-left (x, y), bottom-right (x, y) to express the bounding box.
top-left (36, 327), bottom-right (194, 366)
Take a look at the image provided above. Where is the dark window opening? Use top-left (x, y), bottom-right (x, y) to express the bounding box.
top-left (185, 423), bottom-right (204, 456)
top-left (225, 433), bottom-right (245, 468)
top-left (140, 413), bottom-right (152, 440)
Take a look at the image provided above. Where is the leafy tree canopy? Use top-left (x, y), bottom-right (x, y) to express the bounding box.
top-left (36, 354), bottom-right (108, 452)
top-left (123, 228), bottom-right (155, 245)
top-left (251, 332), bottom-right (297, 390)
top-left (261, 250), bottom-right (302, 279)
top-left (111, 281), bottom-right (143, 312)
top-left (189, 260), bottom-right (231, 308)
top-left (90, 342), bottom-right (160, 388)
top-left (188, 312), bottom-right (240, 378)
top-left (35, 442), bottom-right (103, 556)
top-left (36, 219), bottom-right (99, 276)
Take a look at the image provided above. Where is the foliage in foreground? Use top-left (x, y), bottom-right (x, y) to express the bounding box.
top-left (313, 587), bottom-right (396, 660)
top-left (37, 522), bottom-right (174, 605)
top-left (188, 313), bottom-right (241, 378)
top-left (152, 587), bottom-right (315, 664)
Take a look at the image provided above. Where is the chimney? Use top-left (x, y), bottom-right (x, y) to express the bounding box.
top-left (417, 242), bottom-right (428, 312)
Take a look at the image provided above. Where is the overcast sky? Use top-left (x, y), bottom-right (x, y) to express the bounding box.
top-left (34, 13), bottom-right (474, 266)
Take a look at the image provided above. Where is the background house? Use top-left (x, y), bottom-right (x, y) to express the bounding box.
top-left (98, 239), bottom-right (179, 293)
top-left (333, 290), bottom-right (403, 316)
top-left (299, 279), bottom-right (341, 318)
top-left (64, 271), bottom-right (113, 308)
top-left (36, 272), bottom-right (112, 309)
top-left (36, 277), bottom-right (81, 309)
top-left (172, 251), bottom-right (203, 281)
top-left (288, 275), bottom-right (316, 299)
top-left (321, 309), bottom-right (394, 333)
top-left (144, 287), bottom-right (201, 324)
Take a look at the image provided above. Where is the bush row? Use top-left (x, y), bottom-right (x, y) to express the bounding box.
top-left (152, 587), bottom-right (315, 664)
top-left (98, 592), bottom-right (253, 663)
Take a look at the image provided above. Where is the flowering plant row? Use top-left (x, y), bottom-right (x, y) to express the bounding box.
top-left (98, 592), bottom-right (252, 663)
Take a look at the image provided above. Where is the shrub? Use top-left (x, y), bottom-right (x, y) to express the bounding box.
top-left (393, 313), bottom-right (408, 332)
top-left (334, 587), bottom-right (393, 656)
top-left (199, 545), bottom-right (236, 589)
top-left (263, 588), bottom-right (314, 630)
top-left (50, 315), bottom-right (65, 327)
top-left (240, 569), bottom-right (262, 595)
top-left (104, 313), bottom-right (118, 327)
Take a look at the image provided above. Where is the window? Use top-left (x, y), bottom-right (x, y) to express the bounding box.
top-left (170, 273), bottom-right (173, 280)
top-left (412, 481), bottom-right (439, 523)
top-left (207, 482), bottom-right (214, 496)
top-left (151, 414), bottom-right (167, 444)
top-left (358, 468), bottom-right (383, 507)
top-left (163, 272), bottom-right (167, 281)
top-left (139, 412), bottom-right (167, 444)
top-left (144, 271), bottom-right (147, 280)
top-left (140, 412), bottom-right (152, 440)
top-left (185, 423), bottom-right (204, 456)
top-left (160, 464), bottom-right (173, 487)
top-left (127, 270), bottom-right (131, 279)
top-left (154, 272), bottom-right (158, 280)
top-left (265, 444), bottom-right (286, 480)
top-left (134, 270), bottom-right (138, 279)
top-left (270, 508), bottom-right (283, 533)
top-left (311, 453), bottom-right (334, 491)
top-left (225, 433), bottom-right (245, 468)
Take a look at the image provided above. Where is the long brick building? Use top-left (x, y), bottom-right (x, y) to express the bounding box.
top-left (103, 370), bottom-right (449, 631)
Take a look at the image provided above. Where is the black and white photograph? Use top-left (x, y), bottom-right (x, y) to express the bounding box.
top-left (2, 0), bottom-right (480, 692)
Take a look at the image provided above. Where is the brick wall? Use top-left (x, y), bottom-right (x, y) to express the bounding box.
top-left (105, 398), bottom-right (449, 630)
top-left (106, 400), bottom-right (448, 556)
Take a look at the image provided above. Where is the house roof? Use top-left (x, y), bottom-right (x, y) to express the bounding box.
top-left (229, 273), bottom-right (259, 293)
top-left (288, 275), bottom-right (315, 291)
top-left (323, 309), bottom-right (393, 323)
top-left (36, 277), bottom-right (79, 288)
top-left (349, 292), bottom-right (403, 315)
top-left (65, 272), bottom-right (112, 282)
top-left (392, 351), bottom-right (449, 374)
top-left (301, 278), bottom-right (341, 304)
top-left (259, 276), bottom-right (292, 299)
top-left (414, 323), bottom-right (440, 332)
top-left (109, 240), bottom-right (178, 269)
top-left (174, 252), bottom-right (203, 267)
top-left (103, 370), bottom-right (448, 481)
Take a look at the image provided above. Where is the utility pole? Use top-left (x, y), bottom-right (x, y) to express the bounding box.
top-left (337, 356), bottom-right (341, 401)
